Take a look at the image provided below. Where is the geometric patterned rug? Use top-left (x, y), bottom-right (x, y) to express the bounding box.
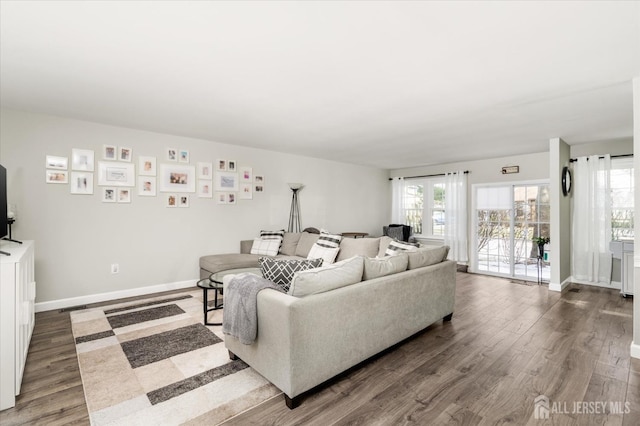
top-left (70, 289), bottom-right (281, 425)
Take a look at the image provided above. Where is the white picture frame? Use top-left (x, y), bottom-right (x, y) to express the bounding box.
top-left (46, 170), bottom-right (68, 184)
top-left (228, 192), bottom-right (236, 204)
top-left (103, 145), bottom-right (117, 160)
top-left (159, 164), bottom-right (196, 193)
top-left (178, 195), bottom-right (189, 207)
top-left (102, 187), bottom-right (116, 202)
top-left (118, 188), bottom-right (131, 203)
top-left (239, 166), bottom-right (253, 183)
top-left (216, 159), bottom-right (227, 171)
top-left (216, 192), bottom-right (227, 204)
top-left (228, 160), bottom-right (237, 172)
top-left (98, 162), bottom-right (135, 187)
top-left (178, 149), bottom-right (189, 163)
top-left (71, 149), bottom-right (95, 171)
top-left (118, 147), bottom-right (132, 162)
top-left (167, 148), bottom-right (178, 162)
top-left (198, 180), bottom-right (213, 198)
top-left (138, 156), bottom-right (157, 176)
top-left (46, 155), bottom-right (68, 170)
top-left (70, 172), bottom-right (94, 194)
top-left (138, 176), bottom-right (157, 196)
top-left (166, 194), bottom-right (178, 208)
top-left (255, 184), bottom-right (264, 193)
top-left (254, 175), bottom-right (264, 184)
top-left (214, 171), bottom-right (239, 192)
top-left (238, 183), bottom-right (253, 200)
top-left (197, 162), bottom-right (213, 179)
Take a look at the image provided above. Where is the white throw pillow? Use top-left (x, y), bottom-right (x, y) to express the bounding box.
top-left (307, 244), bottom-right (340, 265)
top-left (288, 256), bottom-right (364, 297)
top-left (250, 237), bottom-right (282, 256)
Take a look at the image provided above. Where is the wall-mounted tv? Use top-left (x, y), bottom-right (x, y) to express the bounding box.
top-left (0, 164), bottom-right (7, 240)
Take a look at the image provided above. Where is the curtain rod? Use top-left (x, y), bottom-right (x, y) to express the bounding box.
top-left (569, 153), bottom-right (633, 163)
top-left (388, 170), bottom-right (469, 181)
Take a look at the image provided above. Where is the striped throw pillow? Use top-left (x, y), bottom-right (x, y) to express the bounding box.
top-left (260, 229), bottom-right (285, 240)
top-left (385, 239), bottom-right (419, 256)
top-left (250, 237), bottom-right (283, 256)
top-left (307, 232), bottom-right (342, 265)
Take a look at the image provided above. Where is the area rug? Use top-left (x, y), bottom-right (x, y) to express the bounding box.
top-left (70, 289), bottom-right (281, 425)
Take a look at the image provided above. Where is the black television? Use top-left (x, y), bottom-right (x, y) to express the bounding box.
top-left (0, 164), bottom-right (7, 240)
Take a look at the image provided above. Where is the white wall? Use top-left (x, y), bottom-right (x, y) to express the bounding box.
top-left (0, 109), bottom-right (390, 306)
top-left (549, 138), bottom-right (571, 291)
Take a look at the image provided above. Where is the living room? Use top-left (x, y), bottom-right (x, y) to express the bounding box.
top-left (1, 1), bottom-right (639, 424)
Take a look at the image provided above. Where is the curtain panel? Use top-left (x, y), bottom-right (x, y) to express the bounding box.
top-left (444, 171), bottom-right (468, 262)
top-left (572, 155), bottom-right (612, 284)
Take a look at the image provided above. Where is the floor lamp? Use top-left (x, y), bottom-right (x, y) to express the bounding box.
top-left (287, 183), bottom-right (303, 232)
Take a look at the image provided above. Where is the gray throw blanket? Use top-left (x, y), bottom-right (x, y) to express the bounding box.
top-left (222, 273), bottom-right (283, 345)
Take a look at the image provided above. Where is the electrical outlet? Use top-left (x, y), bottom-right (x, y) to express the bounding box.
top-left (111, 263), bottom-right (119, 274)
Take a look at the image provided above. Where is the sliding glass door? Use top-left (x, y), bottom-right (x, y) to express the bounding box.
top-left (474, 182), bottom-right (550, 281)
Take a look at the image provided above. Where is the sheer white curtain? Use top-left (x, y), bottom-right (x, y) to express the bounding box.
top-left (391, 177), bottom-right (405, 224)
top-left (572, 155), bottom-right (612, 284)
top-left (444, 171), bottom-right (468, 262)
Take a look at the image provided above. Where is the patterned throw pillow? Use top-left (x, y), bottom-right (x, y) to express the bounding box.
top-left (259, 257), bottom-right (323, 292)
top-left (385, 239), bottom-right (419, 256)
top-left (307, 232), bottom-right (342, 265)
top-left (260, 229), bottom-right (285, 240)
top-left (250, 237), bottom-right (283, 256)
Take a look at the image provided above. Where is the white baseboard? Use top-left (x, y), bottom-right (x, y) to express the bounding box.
top-left (569, 277), bottom-right (622, 290)
top-left (35, 279), bottom-right (197, 313)
top-left (548, 277), bottom-right (572, 292)
top-left (631, 341), bottom-right (640, 360)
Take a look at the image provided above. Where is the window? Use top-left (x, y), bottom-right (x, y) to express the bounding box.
top-left (401, 178), bottom-right (445, 237)
top-left (610, 158), bottom-right (634, 240)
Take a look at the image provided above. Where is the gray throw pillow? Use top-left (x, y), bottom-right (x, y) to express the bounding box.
top-left (259, 257), bottom-right (323, 292)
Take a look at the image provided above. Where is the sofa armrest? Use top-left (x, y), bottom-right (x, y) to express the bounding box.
top-left (240, 240), bottom-right (253, 254)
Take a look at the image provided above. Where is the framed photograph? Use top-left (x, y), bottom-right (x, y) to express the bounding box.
top-left (138, 156), bottom-right (157, 176)
top-left (239, 166), bottom-right (253, 183)
top-left (46, 170), bottom-right (68, 184)
top-left (98, 162), bottom-right (135, 187)
top-left (228, 192), bottom-right (236, 204)
top-left (46, 155), bottom-right (68, 170)
top-left (118, 188), bottom-right (131, 203)
top-left (197, 162), bottom-right (213, 179)
top-left (255, 184), bottom-right (264, 193)
top-left (228, 160), bottom-right (237, 172)
top-left (166, 194), bottom-right (178, 208)
top-left (102, 187), bottom-right (116, 203)
top-left (179, 149), bottom-right (189, 163)
top-left (178, 195), bottom-right (189, 207)
top-left (214, 171), bottom-right (238, 191)
top-left (119, 147), bottom-right (132, 162)
top-left (70, 172), bottom-right (93, 194)
top-left (254, 175), bottom-right (264, 184)
top-left (159, 164), bottom-right (196, 193)
top-left (138, 176), bottom-right (157, 196)
top-left (216, 192), bottom-right (227, 204)
top-left (198, 180), bottom-right (213, 198)
top-left (72, 149), bottom-right (95, 171)
top-left (239, 183), bottom-right (253, 200)
top-left (216, 159), bottom-right (227, 171)
top-left (103, 145), bottom-right (117, 160)
top-left (167, 148), bottom-right (178, 162)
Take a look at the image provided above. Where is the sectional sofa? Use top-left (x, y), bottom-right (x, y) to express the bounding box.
top-left (201, 232), bottom-right (457, 408)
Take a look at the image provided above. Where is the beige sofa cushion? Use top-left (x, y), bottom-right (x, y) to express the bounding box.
top-left (363, 252), bottom-right (409, 280)
top-left (280, 233), bottom-right (302, 256)
top-left (288, 256), bottom-right (364, 297)
top-left (295, 232), bottom-right (320, 257)
top-left (336, 237), bottom-right (380, 262)
top-left (377, 236), bottom-right (394, 257)
top-left (407, 246), bottom-right (450, 270)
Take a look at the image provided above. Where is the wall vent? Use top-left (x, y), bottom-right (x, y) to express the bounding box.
top-left (59, 305), bottom-right (87, 313)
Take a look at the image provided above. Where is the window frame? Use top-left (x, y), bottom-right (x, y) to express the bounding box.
top-left (403, 177), bottom-right (446, 239)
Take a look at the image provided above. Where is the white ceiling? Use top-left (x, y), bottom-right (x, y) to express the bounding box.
top-left (1, 1), bottom-right (639, 169)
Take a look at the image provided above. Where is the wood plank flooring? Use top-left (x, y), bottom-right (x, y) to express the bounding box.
top-left (0, 273), bottom-right (637, 425)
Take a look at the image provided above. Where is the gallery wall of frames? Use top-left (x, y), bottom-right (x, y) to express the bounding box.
top-left (44, 146), bottom-right (265, 207)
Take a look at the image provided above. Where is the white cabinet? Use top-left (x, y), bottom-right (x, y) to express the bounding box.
top-left (0, 240), bottom-right (35, 411)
